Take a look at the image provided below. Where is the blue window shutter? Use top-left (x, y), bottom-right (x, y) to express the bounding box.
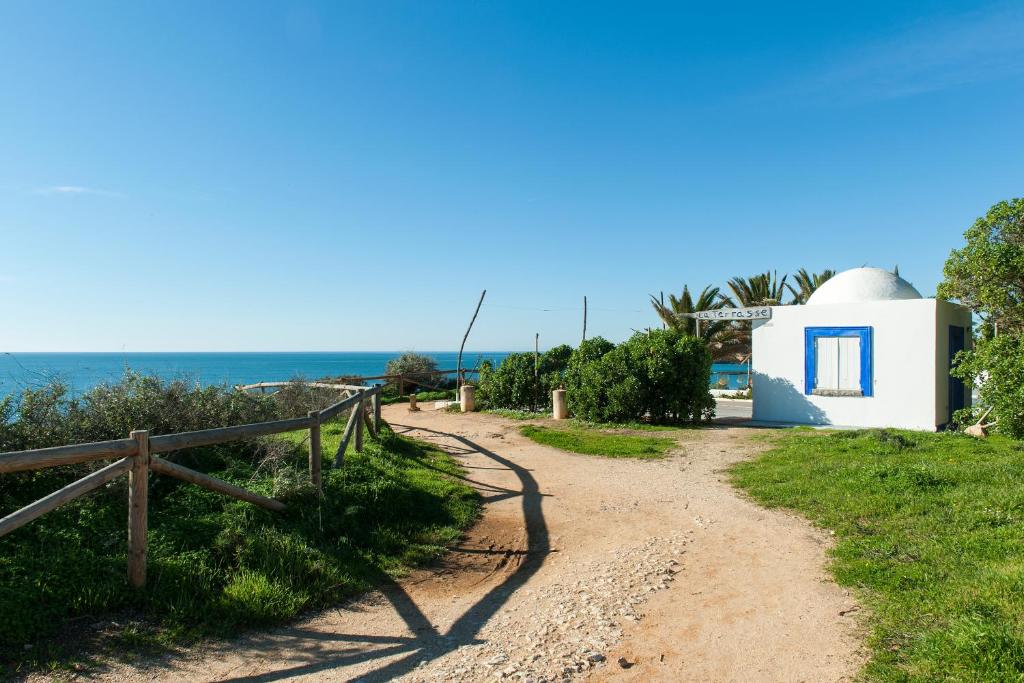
top-left (804, 327), bottom-right (873, 397)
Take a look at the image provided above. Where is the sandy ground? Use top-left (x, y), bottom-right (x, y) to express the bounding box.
top-left (93, 404), bottom-right (863, 683)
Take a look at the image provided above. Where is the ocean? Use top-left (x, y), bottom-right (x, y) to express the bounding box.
top-left (0, 352), bottom-right (510, 397)
top-left (0, 352), bottom-right (748, 397)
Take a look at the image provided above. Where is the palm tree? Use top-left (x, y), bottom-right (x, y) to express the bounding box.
top-left (650, 285), bottom-right (743, 360)
top-left (788, 268), bottom-right (836, 304)
top-left (716, 271), bottom-right (792, 360)
top-left (723, 271), bottom-right (791, 307)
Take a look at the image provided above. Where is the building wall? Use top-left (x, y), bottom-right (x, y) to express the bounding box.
top-left (752, 299), bottom-right (949, 430)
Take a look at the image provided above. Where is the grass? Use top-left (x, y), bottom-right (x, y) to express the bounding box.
top-left (482, 408), bottom-right (678, 432)
top-left (0, 423), bottom-right (479, 675)
top-left (482, 408), bottom-right (547, 420)
top-left (731, 428), bottom-right (1024, 681)
top-left (380, 390), bottom-right (455, 406)
top-left (519, 425), bottom-right (676, 458)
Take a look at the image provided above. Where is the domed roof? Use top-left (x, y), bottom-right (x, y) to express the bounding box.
top-left (806, 267), bottom-right (922, 305)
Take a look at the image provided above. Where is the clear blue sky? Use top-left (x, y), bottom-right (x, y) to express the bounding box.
top-left (2, 1), bottom-right (1022, 352)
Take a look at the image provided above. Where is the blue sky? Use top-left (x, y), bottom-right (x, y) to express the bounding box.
top-left (1, 1), bottom-right (1022, 352)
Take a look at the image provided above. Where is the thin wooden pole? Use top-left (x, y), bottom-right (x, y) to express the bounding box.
top-left (373, 391), bottom-right (382, 431)
top-left (307, 411), bottom-right (322, 492)
top-left (456, 290), bottom-right (486, 395)
top-left (398, 375), bottom-right (404, 397)
top-left (335, 400), bottom-right (361, 467)
top-left (534, 332), bottom-right (540, 411)
top-left (128, 429), bottom-right (150, 589)
top-left (582, 295), bottom-right (587, 343)
top-left (150, 457), bottom-right (285, 511)
top-left (362, 401), bottom-right (377, 438)
top-left (355, 397), bottom-right (365, 453)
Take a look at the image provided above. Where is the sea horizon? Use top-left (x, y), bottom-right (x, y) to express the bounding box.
top-left (0, 351), bottom-right (513, 397)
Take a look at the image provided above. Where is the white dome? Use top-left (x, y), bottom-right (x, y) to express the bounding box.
top-left (806, 267), bottom-right (922, 305)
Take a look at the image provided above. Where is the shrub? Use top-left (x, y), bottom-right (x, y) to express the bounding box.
top-left (271, 377), bottom-right (345, 417)
top-left (477, 346), bottom-right (572, 412)
top-left (570, 330), bottom-right (715, 424)
top-left (384, 352), bottom-right (439, 392)
top-left (952, 335), bottom-right (1024, 438)
top-left (564, 337), bottom-right (616, 419)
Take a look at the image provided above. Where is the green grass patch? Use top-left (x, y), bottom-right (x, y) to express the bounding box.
top-left (381, 390), bottom-right (455, 406)
top-left (731, 428), bottom-right (1024, 681)
top-left (482, 408), bottom-right (547, 420)
top-left (482, 409), bottom-right (679, 431)
top-left (0, 424), bottom-right (479, 673)
top-left (519, 425), bottom-right (676, 458)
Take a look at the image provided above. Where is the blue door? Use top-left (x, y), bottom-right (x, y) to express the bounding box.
top-left (948, 326), bottom-right (966, 425)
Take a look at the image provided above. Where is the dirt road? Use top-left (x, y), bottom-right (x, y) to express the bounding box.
top-left (99, 405), bottom-right (862, 682)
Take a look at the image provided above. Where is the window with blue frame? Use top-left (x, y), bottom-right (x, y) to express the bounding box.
top-left (804, 327), bottom-right (873, 397)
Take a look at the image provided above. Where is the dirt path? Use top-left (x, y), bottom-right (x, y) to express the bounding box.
top-left (97, 406), bottom-right (863, 682)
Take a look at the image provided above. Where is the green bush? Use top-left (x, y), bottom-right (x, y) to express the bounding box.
top-left (569, 330), bottom-right (714, 424)
top-left (952, 335), bottom-right (1024, 437)
top-left (564, 337), bottom-right (616, 419)
top-left (384, 352), bottom-right (440, 392)
top-left (477, 345), bottom-right (572, 412)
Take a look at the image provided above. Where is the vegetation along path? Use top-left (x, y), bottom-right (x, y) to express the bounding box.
top-left (98, 406), bottom-right (862, 682)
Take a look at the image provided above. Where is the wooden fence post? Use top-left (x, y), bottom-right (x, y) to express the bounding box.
top-left (398, 375), bottom-right (404, 397)
top-left (307, 411), bottom-right (322, 492)
top-left (355, 396), bottom-right (365, 453)
top-left (128, 429), bottom-right (149, 589)
top-left (373, 391), bottom-right (382, 431)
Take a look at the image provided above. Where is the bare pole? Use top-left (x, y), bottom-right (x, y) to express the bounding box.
top-left (534, 332), bottom-right (540, 412)
top-left (582, 296), bottom-right (587, 344)
top-left (456, 290), bottom-right (486, 396)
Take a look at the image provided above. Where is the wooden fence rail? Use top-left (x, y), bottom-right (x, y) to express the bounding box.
top-left (236, 367), bottom-right (473, 398)
top-left (0, 382), bottom-right (383, 589)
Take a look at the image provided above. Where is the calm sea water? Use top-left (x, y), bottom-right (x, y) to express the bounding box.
top-left (0, 352), bottom-right (746, 397)
top-left (0, 352), bottom-right (510, 397)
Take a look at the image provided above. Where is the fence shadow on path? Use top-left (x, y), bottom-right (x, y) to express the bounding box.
top-left (220, 423), bottom-right (550, 683)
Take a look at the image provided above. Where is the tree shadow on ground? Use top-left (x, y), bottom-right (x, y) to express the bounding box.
top-left (217, 423), bottom-right (549, 682)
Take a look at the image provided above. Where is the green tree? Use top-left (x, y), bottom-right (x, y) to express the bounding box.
top-left (938, 198), bottom-right (1024, 436)
top-left (788, 268), bottom-right (836, 304)
top-left (723, 270), bottom-right (791, 307)
top-left (649, 285), bottom-right (741, 360)
top-left (938, 198), bottom-right (1024, 335)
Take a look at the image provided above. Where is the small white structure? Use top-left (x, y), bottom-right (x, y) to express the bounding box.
top-left (752, 268), bottom-right (972, 430)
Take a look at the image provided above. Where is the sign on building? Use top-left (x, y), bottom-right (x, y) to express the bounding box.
top-left (691, 307), bottom-right (772, 321)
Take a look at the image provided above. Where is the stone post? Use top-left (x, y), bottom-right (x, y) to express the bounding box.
top-left (552, 389), bottom-right (568, 420)
top-left (409, 394), bottom-right (419, 411)
top-left (460, 385), bottom-right (476, 413)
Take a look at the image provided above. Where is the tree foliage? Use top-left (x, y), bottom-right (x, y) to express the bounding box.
top-left (951, 335), bottom-right (1024, 437)
top-left (938, 198), bottom-right (1024, 335)
top-left (788, 268), bottom-right (836, 304)
top-left (939, 198), bottom-right (1024, 437)
top-left (723, 270), bottom-right (791, 307)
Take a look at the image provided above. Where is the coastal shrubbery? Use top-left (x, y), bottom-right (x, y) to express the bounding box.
top-left (478, 330), bottom-right (714, 425)
top-left (0, 373), bottom-right (478, 668)
top-left (477, 345), bottom-right (572, 412)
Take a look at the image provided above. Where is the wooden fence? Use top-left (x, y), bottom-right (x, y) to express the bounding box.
top-left (0, 384), bottom-right (383, 589)
top-left (237, 367), bottom-right (471, 397)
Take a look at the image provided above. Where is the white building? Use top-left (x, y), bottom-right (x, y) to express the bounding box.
top-left (751, 267), bottom-right (972, 431)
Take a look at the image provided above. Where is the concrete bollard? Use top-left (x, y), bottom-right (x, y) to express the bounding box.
top-left (408, 394), bottom-right (419, 411)
top-left (460, 385), bottom-right (476, 413)
top-left (552, 389), bottom-right (568, 420)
